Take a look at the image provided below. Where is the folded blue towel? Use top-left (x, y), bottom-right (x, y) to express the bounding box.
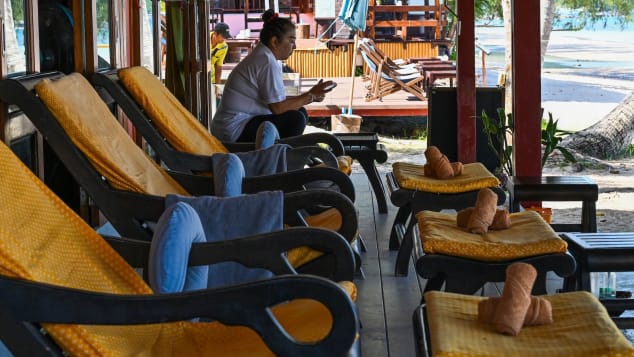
top-left (149, 202), bottom-right (209, 293)
top-left (211, 153), bottom-right (245, 197)
top-left (232, 144), bottom-right (290, 176)
top-left (165, 190), bottom-right (284, 288)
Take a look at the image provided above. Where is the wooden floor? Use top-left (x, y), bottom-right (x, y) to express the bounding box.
top-left (303, 76), bottom-right (429, 118)
top-left (349, 167), bottom-right (567, 356)
top-left (220, 68), bottom-right (430, 118)
top-left (351, 170), bottom-right (423, 357)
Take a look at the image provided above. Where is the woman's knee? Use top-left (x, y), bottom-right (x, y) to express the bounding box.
top-left (281, 110), bottom-right (307, 136)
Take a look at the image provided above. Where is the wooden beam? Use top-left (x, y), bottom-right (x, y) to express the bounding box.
top-left (127, 1), bottom-right (142, 66)
top-left (307, 107), bottom-right (428, 117)
top-left (372, 20), bottom-right (442, 27)
top-left (456, 0), bottom-right (476, 163)
top-left (83, 1), bottom-right (98, 74)
top-left (511, 0), bottom-right (542, 177)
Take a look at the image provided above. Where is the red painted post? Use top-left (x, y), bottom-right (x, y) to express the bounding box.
top-left (511, 1), bottom-right (542, 177)
top-left (456, 0), bottom-right (476, 163)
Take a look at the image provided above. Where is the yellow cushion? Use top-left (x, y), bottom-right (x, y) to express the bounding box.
top-left (287, 208), bottom-right (359, 268)
top-left (425, 290), bottom-right (634, 357)
top-left (337, 155), bottom-right (353, 175)
top-left (0, 141), bottom-right (356, 356)
top-left (34, 73), bottom-right (189, 197)
top-left (35, 73), bottom-right (347, 273)
top-left (119, 66), bottom-right (229, 155)
top-left (392, 162), bottom-right (500, 193)
top-left (417, 211), bottom-right (567, 261)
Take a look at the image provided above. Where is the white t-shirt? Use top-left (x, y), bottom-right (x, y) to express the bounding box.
top-left (211, 44), bottom-right (286, 142)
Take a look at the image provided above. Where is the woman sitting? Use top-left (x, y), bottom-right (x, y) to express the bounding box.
top-left (211, 9), bottom-right (336, 142)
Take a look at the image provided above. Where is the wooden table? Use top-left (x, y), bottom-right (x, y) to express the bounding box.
top-left (563, 232), bottom-right (634, 328)
top-left (507, 175), bottom-right (598, 233)
top-left (334, 133), bottom-right (389, 213)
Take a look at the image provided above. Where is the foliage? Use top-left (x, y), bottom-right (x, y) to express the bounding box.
top-left (482, 109), bottom-right (578, 176)
top-left (556, 0), bottom-right (634, 29)
top-left (445, 0), bottom-right (503, 21)
top-left (541, 112), bottom-right (577, 167)
top-left (11, 0), bottom-right (23, 22)
top-left (481, 108), bottom-right (514, 176)
top-left (624, 143), bottom-right (634, 158)
top-left (97, 0), bottom-right (110, 39)
top-left (456, 0), bottom-right (634, 28)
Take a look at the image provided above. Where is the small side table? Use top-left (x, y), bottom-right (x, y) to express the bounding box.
top-left (334, 133), bottom-right (389, 213)
top-left (563, 232), bottom-right (634, 327)
top-left (507, 175), bottom-right (598, 233)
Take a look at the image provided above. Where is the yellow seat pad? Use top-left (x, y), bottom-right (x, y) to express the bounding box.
top-left (35, 73), bottom-right (351, 274)
top-left (34, 73), bottom-right (189, 197)
top-left (392, 162), bottom-right (500, 193)
top-left (0, 141), bottom-right (356, 357)
top-left (425, 290), bottom-right (634, 357)
top-left (417, 211), bottom-right (567, 261)
top-left (337, 155), bottom-right (353, 175)
top-left (119, 66), bottom-right (228, 155)
top-left (288, 208), bottom-right (359, 267)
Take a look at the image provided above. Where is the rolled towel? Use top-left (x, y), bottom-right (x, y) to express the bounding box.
top-left (490, 208), bottom-right (512, 230)
top-left (456, 207), bottom-right (475, 228)
top-left (491, 263), bottom-right (537, 336)
top-left (423, 163), bottom-right (435, 177)
top-left (457, 207), bottom-right (510, 230)
top-left (424, 146), bottom-right (454, 179)
top-left (467, 188), bottom-right (498, 234)
top-left (478, 296), bottom-right (553, 326)
top-left (450, 162), bottom-right (464, 176)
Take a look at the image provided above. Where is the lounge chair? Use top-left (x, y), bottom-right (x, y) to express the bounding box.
top-left (358, 42), bottom-right (426, 102)
top-left (0, 72), bottom-right (362, 276)
top-left (0, 139), bottom-right (360, 356)
top-left (386, 161), bottom-right (507, 276)
top-left (415, 290), bottom-right (634, 357)
top-left (359, 38), bottom-right (420, 75)
top-left (91, 66), bottom-right (352, 174)
top-left (414, 210), bottom-right (575, 296)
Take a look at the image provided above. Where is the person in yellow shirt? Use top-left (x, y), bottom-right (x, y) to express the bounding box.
top-left (210, 23), bottom-right (231, 84)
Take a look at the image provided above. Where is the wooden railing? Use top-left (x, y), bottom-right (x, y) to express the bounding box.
top-left (366, 3), bottom-right (449, 40)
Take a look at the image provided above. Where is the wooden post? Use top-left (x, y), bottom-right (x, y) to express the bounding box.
top-left (511, 0), bottom-right (541, 178)
top-left (456, 0), bottom-right (476, 163)
top-left (348, 31), bottom-right (359, 113)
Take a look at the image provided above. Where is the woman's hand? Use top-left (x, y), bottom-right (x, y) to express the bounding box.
top-left (307, 79), bottom-right (337, 102)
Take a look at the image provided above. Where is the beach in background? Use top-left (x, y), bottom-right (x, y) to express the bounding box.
top-left (475, 24), bottom-right (634, 132)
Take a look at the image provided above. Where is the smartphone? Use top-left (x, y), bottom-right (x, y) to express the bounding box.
top-left (324, 82), bottom-right (338, 91)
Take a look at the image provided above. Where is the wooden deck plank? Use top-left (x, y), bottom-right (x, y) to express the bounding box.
top-left (351, 171), bottom-right (424, 357)
top-left (353, 172), bottom-right (390, 356)
top-left (303, 77), bottom-right (429, 118)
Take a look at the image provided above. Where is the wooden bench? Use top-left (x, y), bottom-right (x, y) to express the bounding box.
top-left (424, 69), bottom-right (456, 94)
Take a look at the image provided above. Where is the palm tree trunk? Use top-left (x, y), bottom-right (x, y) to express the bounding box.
top-left (560, 91), bottom-right (634, 159)
top-left (501, 0), bottom-right (512, 112)
top-left (540, 0), bottom-right (556, 68)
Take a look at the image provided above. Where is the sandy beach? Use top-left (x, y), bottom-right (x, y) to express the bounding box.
top-left (476, 27), bottom-right (634, 132)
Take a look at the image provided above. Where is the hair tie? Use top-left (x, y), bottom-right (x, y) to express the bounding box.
top-left (266, 12), bottom-right (279, 23)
